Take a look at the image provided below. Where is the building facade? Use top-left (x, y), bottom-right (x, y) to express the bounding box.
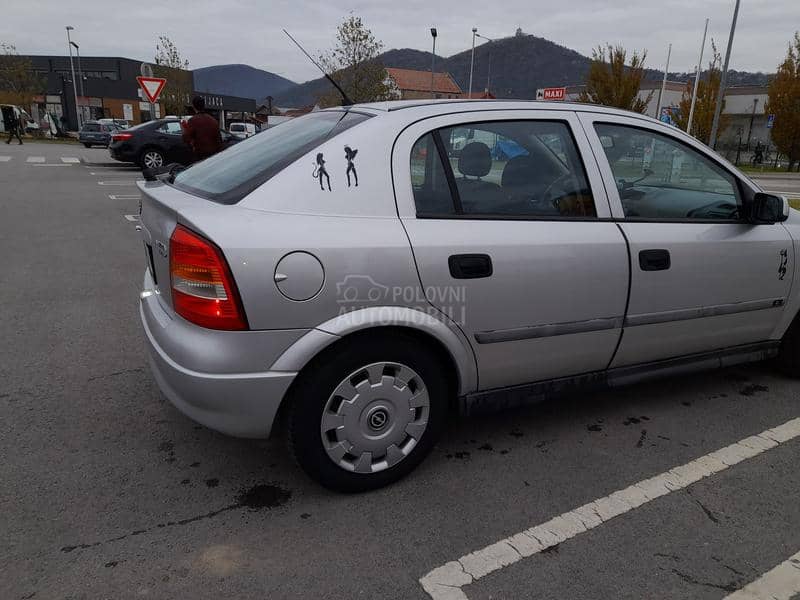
top-left (565, 81), bottom-right (774, 163)
top-left (22, 55), bottom-right (255, 131)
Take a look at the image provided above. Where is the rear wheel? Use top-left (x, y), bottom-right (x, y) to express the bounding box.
top-left (287, 334), bottom-right (450, 492)
top-left (140, 148), bottom-right (164, 169)
top-left (83, 143), bottom-right (91, 148)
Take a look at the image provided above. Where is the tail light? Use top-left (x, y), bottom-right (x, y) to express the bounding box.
top-left (112, 132), bottom-right (133, 142)
top-left (169, 225), bottom-right (248, 330)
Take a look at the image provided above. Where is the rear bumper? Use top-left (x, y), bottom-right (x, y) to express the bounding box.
top-left (139, 270), bottom-right (298, 438)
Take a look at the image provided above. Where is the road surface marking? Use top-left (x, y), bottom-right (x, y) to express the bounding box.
top-left (33, 164), bottom-right (71, 167)
top-left (0, 156), bottom-right (10, 162)
top-left (26, 156), bottom-right (45, 163)
top-left (60, 156), bottom-right (80, 163)
top-left (722, 550), bottom-right (800, 600)
top-left (98, 181), bottom-right (136, 186)
top-left (108, 194), bottom-right (141, 200)
top-left (124, 214), bottom-right (140, 222)
top-left (419, 417), bottom-right (800, 600)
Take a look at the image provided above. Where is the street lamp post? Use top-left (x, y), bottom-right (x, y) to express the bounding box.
top-left (65, 26), bottom-right (80, 130)
top-left (468, 27), bottom-right (477, 99)
top-left (70, 41), bottom-right (85, 98)
top-left (430, 28), bottom-right (437, 99)
top-left (475, 33), bottom-right (492, 94)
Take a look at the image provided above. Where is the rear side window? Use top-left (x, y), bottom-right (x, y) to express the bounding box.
top-left (174, 111), bottom-right (371, 204)
top-left (159, 121), bottom-right (182, 135)
top-left (411, 120), bottom-right (595, 218)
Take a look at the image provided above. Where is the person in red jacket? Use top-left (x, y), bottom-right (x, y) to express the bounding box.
top-left (181, 96), bottom-right (222, 162)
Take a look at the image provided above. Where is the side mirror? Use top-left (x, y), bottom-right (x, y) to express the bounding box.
top-left (749, 192), bottom-right (789, 224)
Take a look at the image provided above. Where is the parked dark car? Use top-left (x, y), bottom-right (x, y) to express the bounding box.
top-left (109, 118), bottom-right (239, 169)
top-left (78, 120), bottom-right (119, 148)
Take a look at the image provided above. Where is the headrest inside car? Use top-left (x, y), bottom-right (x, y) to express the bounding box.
top-left (458, 142), bottom-right (492, 178)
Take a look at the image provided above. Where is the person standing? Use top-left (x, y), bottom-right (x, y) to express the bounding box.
top-left (181, 96), bottom-right (222, 162)
top-left (4, 109), bottom-right (23, 145)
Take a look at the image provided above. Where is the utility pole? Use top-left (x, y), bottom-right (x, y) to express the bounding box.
top-left (468, 28), bottom-right (477, 99)
top-left (430, 28), bottom-right (437, 99)
top-left (710, 0), bottom-right (741, 149)
top-left (655, 43), bottom-right (672, 120)
top-left (687, 18), bottom-right (709, 136)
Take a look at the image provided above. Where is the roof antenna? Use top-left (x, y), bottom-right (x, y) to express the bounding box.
top-left (283, 29), bottom-right (354, 106)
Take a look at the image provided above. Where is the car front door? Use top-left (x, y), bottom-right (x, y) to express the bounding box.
top-left (580, 112), bottom-right (793, 367)
top-left (392, 110), bottom-right (630, 391)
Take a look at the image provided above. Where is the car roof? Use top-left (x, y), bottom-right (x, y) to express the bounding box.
top-left (327, 98), bottom-right (663, 125)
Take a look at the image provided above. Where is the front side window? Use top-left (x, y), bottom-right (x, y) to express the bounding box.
top-left (595, 123), bottom-right (740, 220)
top-left (174, 110), bottom-right (370, 204)
top-left (411, 120), bottom-right (595, 218)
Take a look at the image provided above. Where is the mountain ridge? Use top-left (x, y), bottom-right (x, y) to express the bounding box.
top-left (193, 34), bottom-right (772, 106)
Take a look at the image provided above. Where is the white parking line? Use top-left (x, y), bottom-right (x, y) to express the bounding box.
top-left (33, 164), bottom-right (71, 167)
top-left (60, 156), bottom-right (80, 163)
top-left (0, 156), bottom-right (10, 162)
top-left (26, 156), bottom-right (45, 163)
top-left (98, 181), bottom-right (136, 186)
top-left (722, 550), bottom-right (800, 600)
top-left (108, 194), bottom-right (141, 200)
top-left (419, 417), bottom-right (800, 600)
top-left (123, 214), bottom-right (140, 222)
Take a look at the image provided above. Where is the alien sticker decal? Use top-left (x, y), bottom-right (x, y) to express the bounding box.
top-left (344, 146), bottom-right (358, 187)
top-left (779, 249), bottom-right (788, 280)
top-left (313, 152), bottom-right (331, 191)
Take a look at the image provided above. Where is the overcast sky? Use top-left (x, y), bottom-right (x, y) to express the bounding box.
top-left (3, 0), bottom-right (798, 83)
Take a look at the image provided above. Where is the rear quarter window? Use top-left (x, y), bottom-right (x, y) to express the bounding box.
top-left (173, 111), bottom-right (371, 204)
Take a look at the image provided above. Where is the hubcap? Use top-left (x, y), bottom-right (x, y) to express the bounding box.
top-left (320, 361), bottom-right (430, 474)
top-left (143, 151), bottom-right (163, 168)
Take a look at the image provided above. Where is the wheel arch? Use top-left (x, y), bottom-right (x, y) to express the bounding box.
top-left (270, 306), bottom-right (478, 397)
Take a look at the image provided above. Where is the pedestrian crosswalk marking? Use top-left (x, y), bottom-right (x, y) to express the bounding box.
top-left (26, 156), bottom-right (45, 163)
top-left (0, 156), bottom-right (10, 162)
top-left (60, 157), bottom-right (80, 163)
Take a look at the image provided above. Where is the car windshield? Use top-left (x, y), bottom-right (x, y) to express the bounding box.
top-left (173, 110), bottom-right (370, 204)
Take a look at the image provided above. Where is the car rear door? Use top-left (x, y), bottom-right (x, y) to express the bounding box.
top-left (392, 109), bottom-right (629, 391)
top-left (156, 121), bottom-right (193, 164)
top-left (579, 112), bottom-right (793, 367)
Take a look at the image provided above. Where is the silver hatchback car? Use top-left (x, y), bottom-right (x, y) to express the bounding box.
top-left (138, 100), bottom-right (798, 491)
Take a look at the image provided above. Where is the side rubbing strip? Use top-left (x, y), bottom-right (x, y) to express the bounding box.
top-left (475, 317), bottom-right (623, 344)
top-left (625, 298), bottom-right (785, 328)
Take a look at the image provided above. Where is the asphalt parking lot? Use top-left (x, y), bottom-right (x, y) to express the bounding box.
top-left (2, 141), bottom-right (800, 600)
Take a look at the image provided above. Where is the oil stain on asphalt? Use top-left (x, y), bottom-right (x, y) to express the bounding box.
top-left (60, 483), bottom-right (291, 553)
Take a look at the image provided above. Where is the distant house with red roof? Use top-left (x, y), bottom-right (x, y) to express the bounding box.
top-left (385, 67), bottom-right (463, 100)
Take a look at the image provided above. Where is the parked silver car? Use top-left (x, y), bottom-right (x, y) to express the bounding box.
top-left (138, 100), bottom-right (797, 491)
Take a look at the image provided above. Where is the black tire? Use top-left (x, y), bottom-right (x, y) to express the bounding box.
top-left (83, 143), bottom-right (91, 148)
top-left (776, 317), bottom-right (800, 376)
top-left (139, 148), bottom-right (164, 170)
top-left (287, 332), bottom-right (451, 492)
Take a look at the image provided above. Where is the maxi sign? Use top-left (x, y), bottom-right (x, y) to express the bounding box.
top-left (536, 87), bottom-right (567, 101)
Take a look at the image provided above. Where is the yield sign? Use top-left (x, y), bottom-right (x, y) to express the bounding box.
top-left (136, 76), bottom-right (167, 104)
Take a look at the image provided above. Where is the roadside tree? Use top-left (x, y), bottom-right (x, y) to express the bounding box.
top-left (317, 16), bottom-right (393, 107)
top-left (578, 45), bottom-right (651, 113)
top-left (674, 42), bottom-right (729, 145)
top-left (766, 32), bottom-right (800, 171)
top-left (154, 36), bottom-right (193, 116)
top-left (0, 43), bottom-right (42, 107)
